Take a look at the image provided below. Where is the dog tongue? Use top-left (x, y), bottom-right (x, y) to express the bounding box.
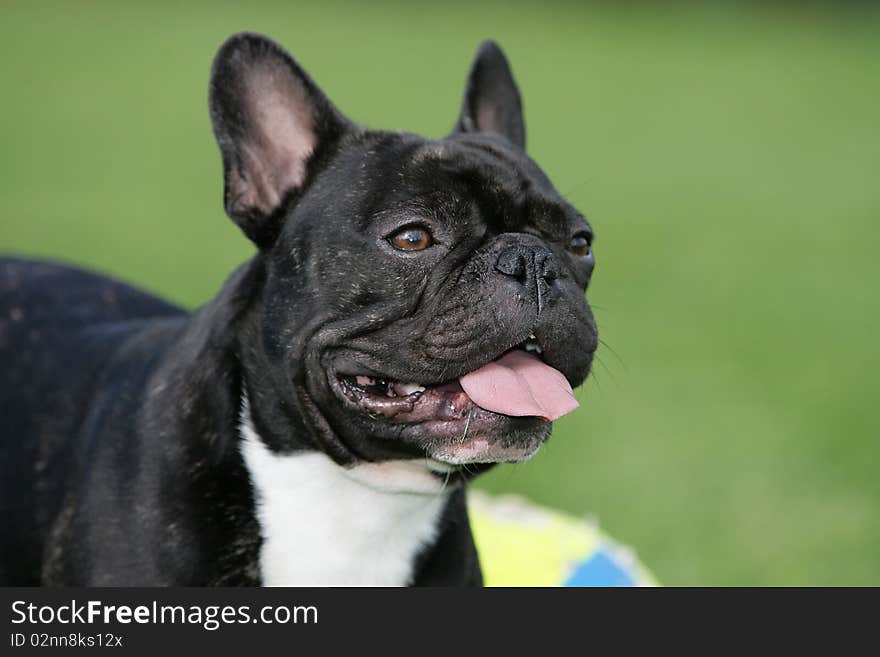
top-left (459, 350), bottom-right (579, 422)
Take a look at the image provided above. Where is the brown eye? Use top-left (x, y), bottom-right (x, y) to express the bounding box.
top-left (569, 233), bottom-right (592, 257)
top-left (389, 226), bottom-right (433, 252)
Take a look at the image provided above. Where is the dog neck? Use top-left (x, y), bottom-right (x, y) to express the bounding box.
top-left (238, 398), bottom-right (451, 586)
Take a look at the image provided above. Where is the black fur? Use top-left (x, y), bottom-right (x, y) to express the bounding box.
top-left (0, 33), bottom-right (596, 585)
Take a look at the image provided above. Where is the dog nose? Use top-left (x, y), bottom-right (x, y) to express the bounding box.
top-left (495, 244), bottom-right (559, 312)
top-left (495, 244), bottom-right (559, 285)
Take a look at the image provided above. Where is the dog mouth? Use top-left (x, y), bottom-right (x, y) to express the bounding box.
top-left (329, 335), bottom-right (579, 464)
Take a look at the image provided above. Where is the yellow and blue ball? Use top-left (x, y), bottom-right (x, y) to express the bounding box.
top-left (468, 491), bottom-right (657, 587)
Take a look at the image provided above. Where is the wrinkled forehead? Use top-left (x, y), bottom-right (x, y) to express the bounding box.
top-left (360, 132), bottom-right (586, 235)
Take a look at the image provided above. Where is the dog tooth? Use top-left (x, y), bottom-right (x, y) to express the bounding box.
top-left (355, 375), bottom-right (376, 387)
top-left (528, 333), bottom-right (537, 340)
top-left (398, 382), bottom-right (426, 396)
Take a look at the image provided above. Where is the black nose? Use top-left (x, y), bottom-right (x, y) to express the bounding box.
top-left (495, 244), bottom-right (559, 312)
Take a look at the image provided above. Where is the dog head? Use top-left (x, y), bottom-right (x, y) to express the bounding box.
top-left (209, 33), bottom-right (597, 474)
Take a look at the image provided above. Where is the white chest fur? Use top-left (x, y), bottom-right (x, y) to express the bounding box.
top-left (239, 411), bottom-right (450, 586)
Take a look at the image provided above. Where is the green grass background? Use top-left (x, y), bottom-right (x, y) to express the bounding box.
top-left (2, 1), bottom-right (878, 585)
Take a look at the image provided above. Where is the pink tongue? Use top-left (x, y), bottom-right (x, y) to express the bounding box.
top-left (459, 350), bottom-right (579, 422)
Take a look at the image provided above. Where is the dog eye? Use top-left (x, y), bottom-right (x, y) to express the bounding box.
top-left (569, 233), bottom-right (592, 257)
top-left (389, 226), bottom-right (434, 252)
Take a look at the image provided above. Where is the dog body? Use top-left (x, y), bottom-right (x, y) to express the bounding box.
top-left (0, 34), bottom-right (597, 586)
top-left (0, 258), bottom-right (478, 585)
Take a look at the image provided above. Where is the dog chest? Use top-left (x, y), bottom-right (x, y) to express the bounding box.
top-left (239, 416), bottom-right (449, 586)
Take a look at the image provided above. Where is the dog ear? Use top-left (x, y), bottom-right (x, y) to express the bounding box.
top-left (209, 32), bottom-right (349, 247)
top-left (454, 40), bottom-right (525, 149)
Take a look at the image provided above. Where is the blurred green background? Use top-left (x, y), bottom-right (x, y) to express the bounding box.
top-left (2, 1), bottom-right (878, 585)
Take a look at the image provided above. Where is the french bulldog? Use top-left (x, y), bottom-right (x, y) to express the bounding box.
top-left (0, 32), bottom-right (597, 586)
